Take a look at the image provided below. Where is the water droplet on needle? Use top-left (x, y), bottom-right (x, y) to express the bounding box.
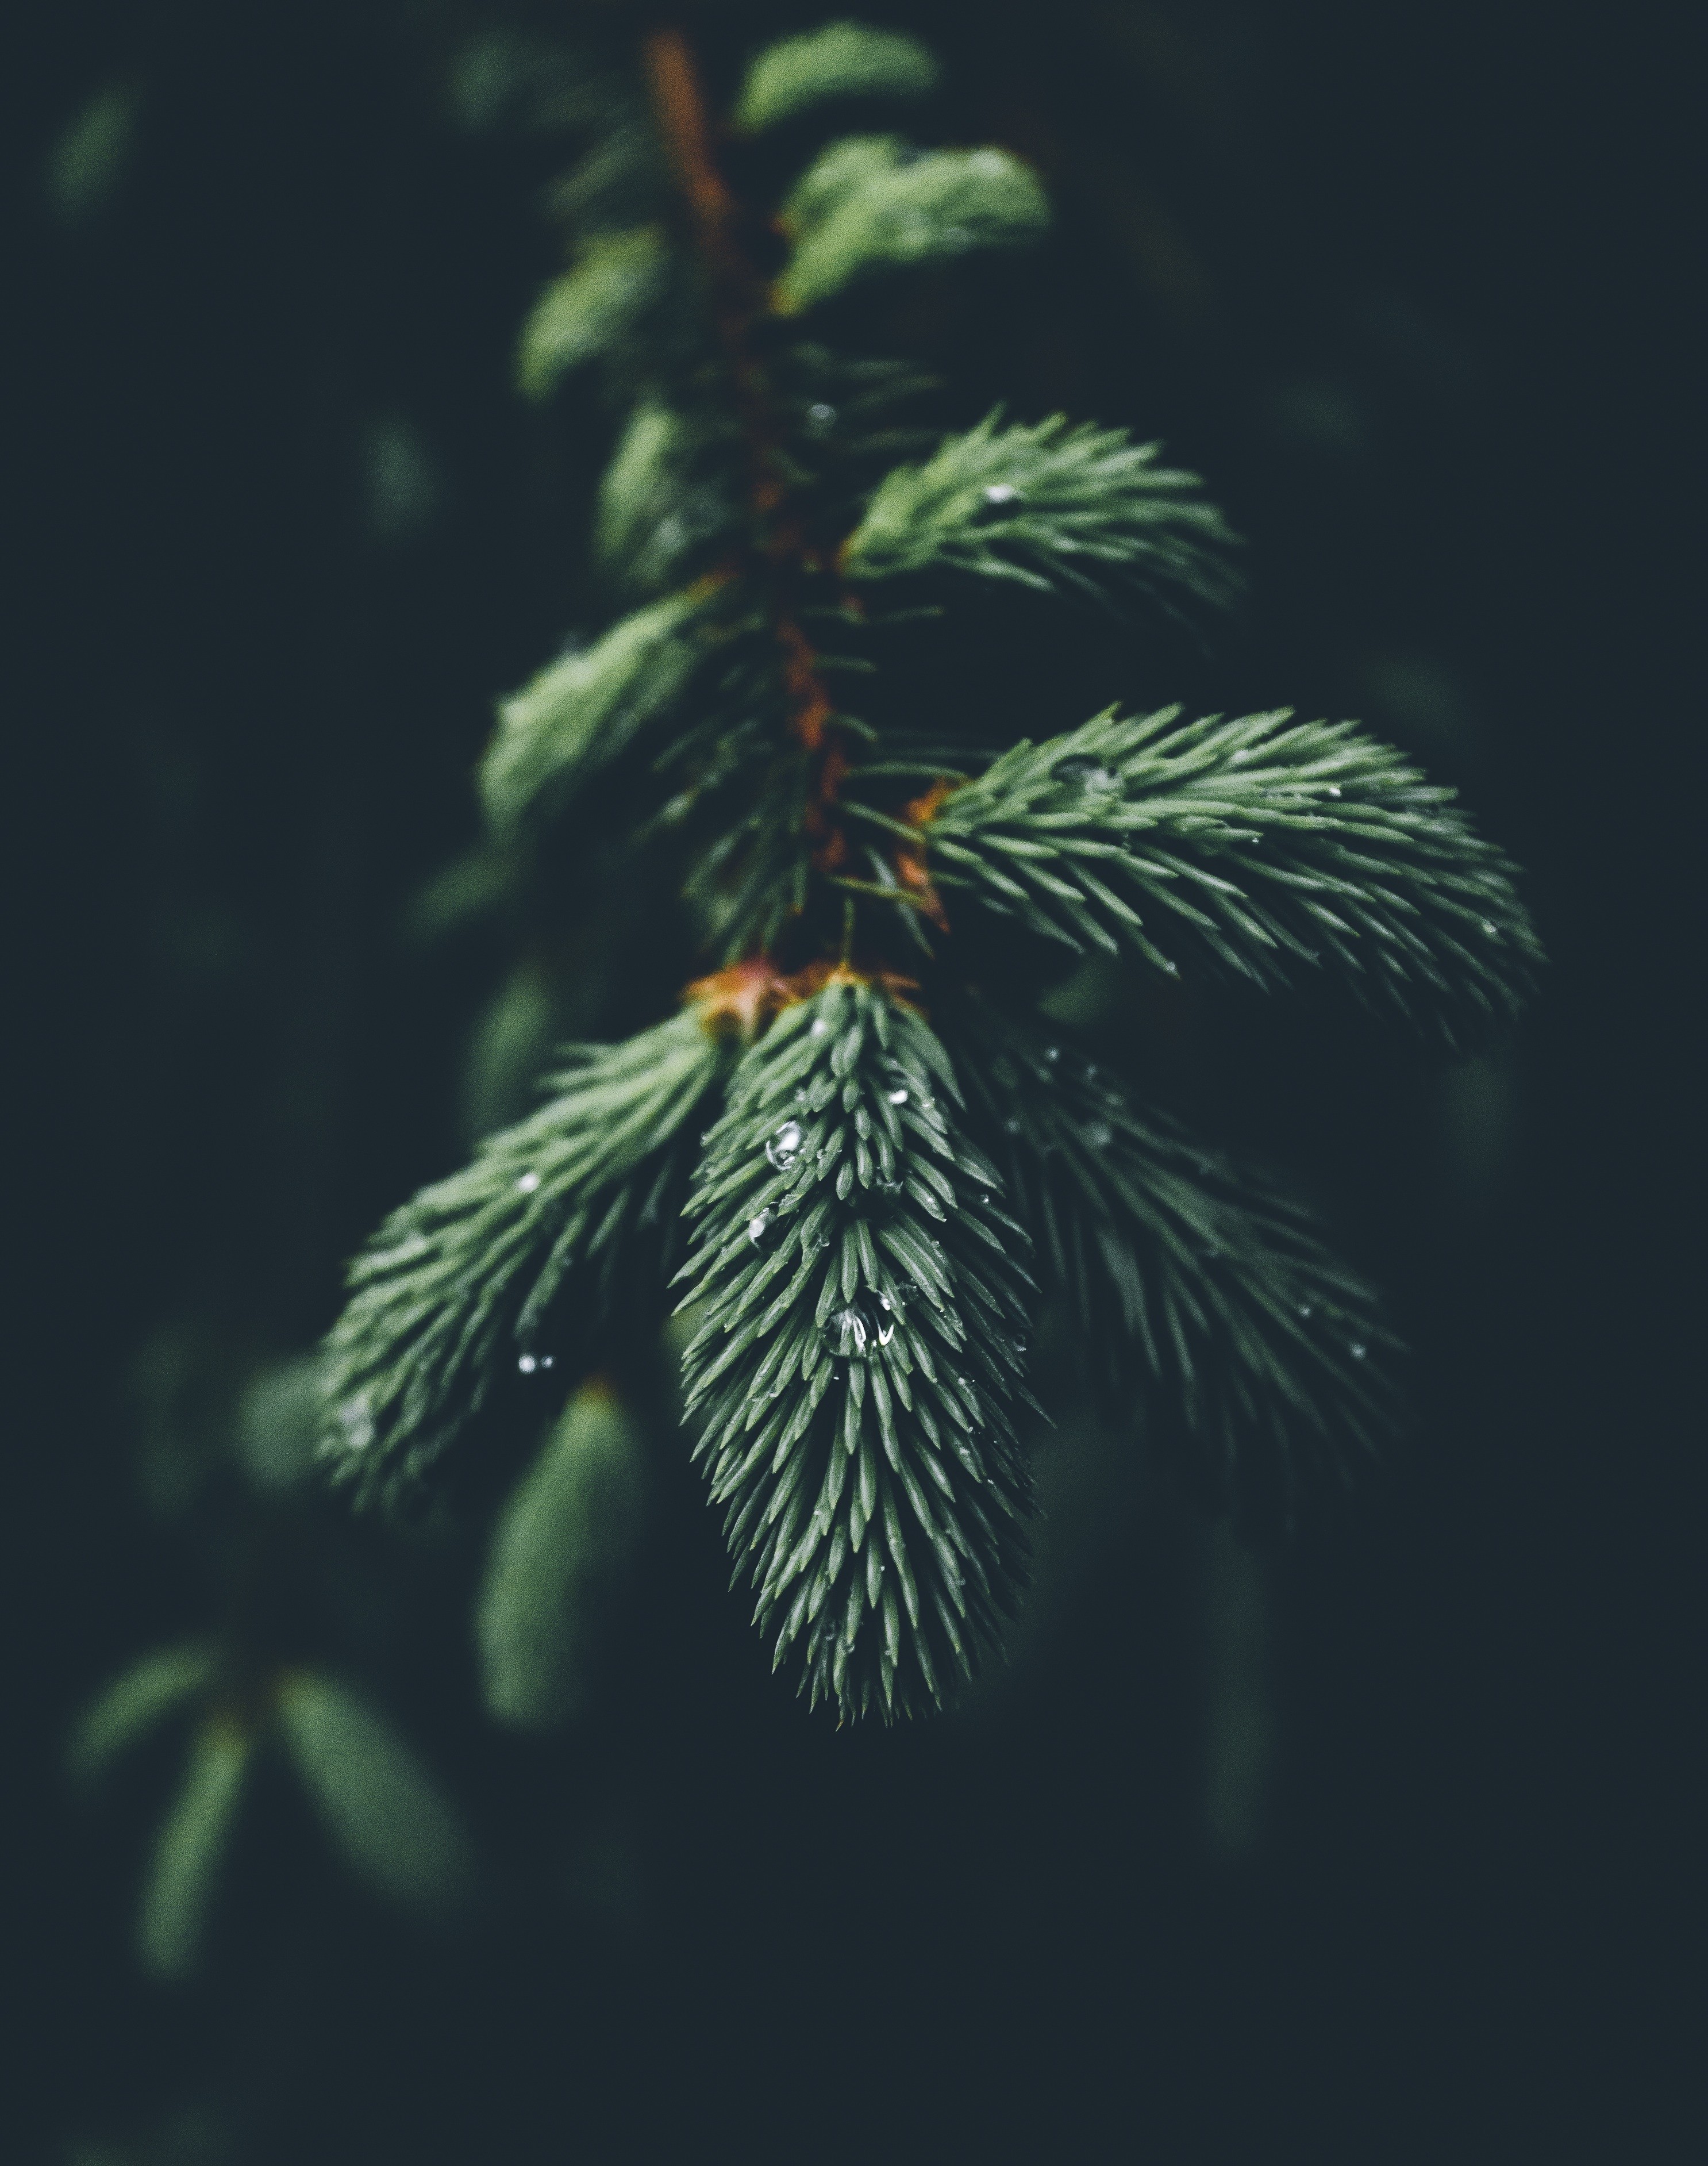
top-left (766, 1120), bottom-right (804, 1170)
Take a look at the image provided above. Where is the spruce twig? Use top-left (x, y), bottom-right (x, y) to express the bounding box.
top-left (316, 16), bottom-right (1541, 1719)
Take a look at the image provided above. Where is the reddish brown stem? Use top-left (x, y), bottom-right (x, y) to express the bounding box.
top-left (641, 27), bottom-right (848, 854)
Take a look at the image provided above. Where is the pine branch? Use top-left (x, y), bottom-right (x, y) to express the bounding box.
top-left (137, 1717), bottom-right (253, 1980)
top-left (476, 1379), bottom-right (648, 1730)
top-left (840, 409), bottom-right (1241, 615)
top-left (920, 704), bottom-right (1542, 1045)
top-left (951, 995), bottom-right (1404, 1519)
top-left (593, 399), bottom-right (740, 600)
top-left (321, 1005), bottom-right (734, 1508)
top-left (480, 582), bottom-right (726, 841)
top-left (276, 1674), bottom-right (475, 1920)
top-left (517, 225), bottom-right (670, 399)
top-left (311, 16), bottom-right (1545, 1722)
top-left (678, 976), bottom-right (1034, 1721)
top-left (775, 136), bottom-right (1049, 313)
top-left (732, 22), bottom-right (939, 134)
top-left (69, 1641), bottom-right (225, 1790)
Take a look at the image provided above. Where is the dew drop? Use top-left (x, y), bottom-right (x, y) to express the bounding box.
top-left (1002, 1116), bottom-right (1022, 1135)
top-left (1349, 1342), bottom-right (1368, 1361)
top-left (1326, 785), bottom-right (1342, 798)
top-left (825, 1303), bottom-right (874, 1358)
top-left (1084, 1120), bottom-right (1113, 1148)
top-left (983, 482), bottom-right (1022, 505)
top-left (1298, 1302), bottom-right (1314, 1319)
top-left (1051, 755), bottom-right (1117, 792)
top-left (517, 1354), bottom-right (538, 1374)
top-left (1044, 1045), bottom-right (1060, 1063)
top-left (806, 401), bottom-right (836, 433)
top-left (1480, 919), bottom-right (1499, 938)
top-left (887, 1086), bottom-right (909, 1105)
top-left (339, 1397), bottom-right (375, 1452)
top-left (766, 1120), bottom-right (804, 1170)
top-left (878, 1319), bottom-right (897, 1346)
top-left (515, 1170), bottom-right (540, 1194)
top-left (810, 1017), bottom-right (830, 1038)
top-left (748, 1212), bottom-right (771, 1245)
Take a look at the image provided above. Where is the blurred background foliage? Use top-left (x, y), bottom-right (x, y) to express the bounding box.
top-left (5, 1), bottom-right (1690, 2160)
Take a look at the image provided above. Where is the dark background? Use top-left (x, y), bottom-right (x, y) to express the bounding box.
top-left (5, 2), bottom-right (1694, 2160)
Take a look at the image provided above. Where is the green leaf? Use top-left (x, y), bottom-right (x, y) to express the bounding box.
top-left (517, 226), bottom-right (668, 398)
top-left (480, 586), bottom-right (711, 841)
top-left (841, 409), bottom-right (1240, 613)
top-left (136, 1719), bottom-right (252, 1979)
top-left (70, 1641), bottom-right (223, 1788)
top-left (953, 996), bottom-right (1404, 1519)
top-left (476, 1380), bottom-right (648, 1730)
top-left (321, 1007), bottom-right (732, 1507)
top-left (276, 1673), bottom-right (475, 1921)
top-left (925, 705), bottom-right (1543, 1046)
top-left (775, 138), bottom-right (1049, 312)
top-left (734, 22), bottom-right (938, 133)
top-left (679, 978), bottom-right (1034, 1721)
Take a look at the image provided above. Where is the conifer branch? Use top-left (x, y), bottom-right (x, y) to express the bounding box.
top-left (840, 409), bottom-right (1241, 615)
top-left (678, 977), bottom-right (1033, 1720)
top-left (313, 15), bottom-right (1543, 1721)
top-left (950, 996), bottom-right (1403, 1517)
top-left (517, 226), bottom-right (670, 399)
top-left (733, 23), bottom-right (940, 135)
top-left (775, 137), bottom-right (1050, 312)
top-left (321, 1005), bottom-right (736, 1507)
top-left (923, 705), bottom-right (1542, 1044)
top-left (476, 1379), bottom-right (648, 1731)
top-left (480, 582), bottom-right (728, 839)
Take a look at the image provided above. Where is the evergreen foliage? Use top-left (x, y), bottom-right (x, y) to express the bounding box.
top-left (477, 1380), bottom-right (649, 1730)
top-left (732, 22), bottom-right (938, 134)
top-left (313, 17), bottom-right (1542, 1720)
top-left (275, 1675), bottom-right (475, 1920)
top-left (74, 1645), bottom-right (474, 1972)
top-left (517, 226), bottom-right (668, 398)
top-left (480, 582), bottom-right (717, 839)
top-left (909, 704), bottom-right (1542, 1044)
top-left (841, 410), bottom-right (1241, 613)
top-left (325, 1007), bottom-right (733, 1510)
top-left (68, 1641), bottom-right (224, 1789)
top-left (775, 136), bottom-right (1050, 312)
top-left (678, 975), bottom-right (1033, 1719)
top-left (136, 1720), bottom-right (253, 1981)
top-left (950, 994), bottom-right (1402, 1518)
